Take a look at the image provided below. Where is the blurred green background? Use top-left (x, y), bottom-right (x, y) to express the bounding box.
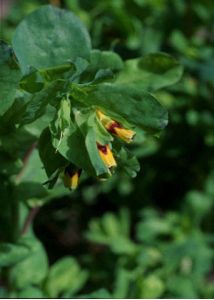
top-left (1, 0), bottom-right (214, 298)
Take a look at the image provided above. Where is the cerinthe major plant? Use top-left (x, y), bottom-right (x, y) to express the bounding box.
top-left (0, 4), bottom-right (183, 297)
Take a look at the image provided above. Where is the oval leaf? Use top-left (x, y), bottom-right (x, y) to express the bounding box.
top-left (12, 5), bottom-right (91, 73)
top-left (116, 53), bottom-right (183, 91)
top-left (80, 83), bottom-right (168, 132)
top-left (0, 41), bottom-right (22, 116)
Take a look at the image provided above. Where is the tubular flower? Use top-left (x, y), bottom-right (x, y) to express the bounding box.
top-left (107, 122), bottom-right (135, 143)
top-left (96, 110), bottom-right (135, 143)
top-left (63, 165), bottom-right (81, 190)
top-left (97, 143), bottom-right (117, 169)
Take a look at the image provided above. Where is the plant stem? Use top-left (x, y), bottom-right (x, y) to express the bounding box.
top-left (15, 142), bottom-right (37, 185)
top-left (13, 142), bottom-right (37, 237)
top-left (21, 207), bottom-right (40, 235)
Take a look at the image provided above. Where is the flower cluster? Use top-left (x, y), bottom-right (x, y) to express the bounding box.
top-left (63, 110), bottom-right (136, 190)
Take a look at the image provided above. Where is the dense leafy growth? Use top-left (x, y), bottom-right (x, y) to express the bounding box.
top-left (0, 0), bottom-right (213, 298)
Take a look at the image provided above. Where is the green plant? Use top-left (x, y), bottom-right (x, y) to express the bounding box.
top-left (84, 202), bottom-right (214, 298)
top-left (0, 4), bottom-right (183, 297)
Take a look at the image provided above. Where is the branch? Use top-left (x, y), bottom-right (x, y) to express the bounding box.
top-left (21, 207), bottom-right (40, 235)
top-left (15, 142), bottom-right (37, 185)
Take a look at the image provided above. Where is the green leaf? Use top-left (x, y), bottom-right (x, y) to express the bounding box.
top-left (40, 63), bottom-right (76, 82)
top-left (113, 268), bottom-right (132, 299)
top-left (86, 210), bottom-right (137, 255)
top-left (0, 241), bottom-right (30, 268)
top-left (20, 68), bottom-right (44, 93)
top-left (136, 209), bottom-right (174, 242)
top-left (16, 286), bottom-right (45, 298)
top-left (185, 191), bottom-right (213, 224)
top-left (79, 83), bottom-right (168, 132)
top-left (52, 125), bottom-right (95, 176)
top-left (39, 128), bottom-right (67, 177)
top-left (44, 257), bottom-right (88, 298)
top-left (92, 69), bottom-right (115, 84)
top-left (0, 96), bottom-right (30, 131)
top-left (79, 289), bottom-right (112, 299)
top-left (116, 53), bottom-right (183, 91)
top-left (89, 50), bottom-right (124, 73)
top-left (20, 80), bottom-right (64, 125)
top-left (81, 49), bottom-right (124, 82)
top-left (50, 98), bottom-right (73, 151)
top-left (69, 57), bottom-right (89, 81)
top-left (24, 105), bottom-right (56, 138)
top-left (111, 236), bottom-right (137, 255)
top-left (0, 41), bottom-right (22, 116)
top-left (0, 80), bottom-right (60, 128)
top-left (12, 5), bottom-right (91, 73)
top-left (140, 275), bottom-right (165, 298)
top-left (117, 148), bottom-right (140, 177)
top-left (74, 109), bottom-right (112, 176)
top-left (166, 275), bottom-right (198, 298)
top-left (50, 108), bottom-right (111, 176)
top-left (67, 109), bottom-right (112, 176)
top-left (74, 109), bottom-right (112, 146)
top-left (85, 128), bottom-right (109, 176)
top-left (9, 236), bottom-right (48, 289)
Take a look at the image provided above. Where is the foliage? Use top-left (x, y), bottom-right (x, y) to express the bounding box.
top-left (0, 0), bottom-right (214, 298)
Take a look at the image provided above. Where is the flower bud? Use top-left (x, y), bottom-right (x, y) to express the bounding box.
top-left (97, 143), bottom-right (117, 169)
top-left (63, 165), bottom-right (81, 190)
top-left (97, 110), bottom-right (135, 143)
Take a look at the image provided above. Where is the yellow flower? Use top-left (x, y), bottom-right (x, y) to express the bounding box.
top-left (63, 165), bottom-right (81, 190)
top-left (106, 121), bottom-right (135, 143)
top-left (97, 143), bottom-right (117, 169)
top-left (96, 110), bottom-right (109, 125)
top-left (96, 110), bottom-right (135, 143)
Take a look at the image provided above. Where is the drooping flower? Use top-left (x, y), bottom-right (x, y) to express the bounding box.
top-left (97, 143), bottom-right (117, 169)
top-left (96, 110), bottom-right (135, 143)
top-left (63, 165), bottom-right (81, 190)
top-left (107, 121), bottom-right (135, 143)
